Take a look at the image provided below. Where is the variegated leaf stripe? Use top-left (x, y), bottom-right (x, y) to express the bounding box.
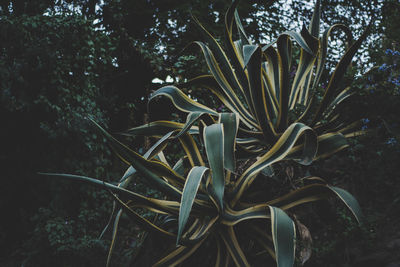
top-left (221, 183), bottom-right (362, 226)
top-left (264, 46), bottom-right (281, 104)
top-left (289, 26), bottom-right (319, 109)
top-left (122, 120), bottom-right (199, 137)
top-left (261, 65), bottom-right (279, 120)
top-left (91, 119), bottom-right (186, 198)
top-left (328, 186), bottom-right (363, 224)
top-left (193, 14), bottom-right (248, 104)
top-left (41, 173), bottom-right (182, 214)
top-left (193, 41), bottom-right (258, 129)
top-left (224, 0), bottom-right (253, 104)
top-left (311, 24), bottom-right (370, 126)
top-left (218, 113), bottom-right (240, 172)
top-left (204, 124), bottom-right (225, 211)
top-left (298, 24), bottom-right (352, 124)
top-left (150, 85), bottom-right (218, 115)
top-left (245, 44), bottom-right (278, 140)
top-left (178, 132), bottom-right (205, 167)
top-left (177, 166), bottom-right (209, 244)
top-left (231, 123), bottom-right (317, 205)
top-left (108, 192), bottom-right (176, 240)
top-left (220, 226), bottom-right (250, 267)
top-left (106, 209), bottom-right (123, 267)
top-left (276, 35), bottom-right (292, 132)
top-left (270, 206), bottom-right (296, 267)
top-left (287, 132), bottom-right (348, 161)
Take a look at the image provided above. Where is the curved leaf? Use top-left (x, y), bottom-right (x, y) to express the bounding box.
top-left (177, 166), bottom-right (209, 244)
top-left (204, 124), bottom-right (225, 211)
top-left (269, 206), bottom-right (296, 267)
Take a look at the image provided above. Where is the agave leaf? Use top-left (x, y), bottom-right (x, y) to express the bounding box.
top-left (150, 85), bottom-right (218, 115)
top-left (276, 35), bottom-right (292, 131)
top-left (143, 131), bottom-right (175, 160)
top-left (178, 132), bottom-right (205, 167)
top-left (204, 124), bottom-right (225, 211)
top-left (122, 120), bottom-right (199, 137)
top-left (328, 186), bottom-right (363, 224)
top-left (91, 119), bottom-right (185, 198)
top-left (218, 113), bottom-right (239, 172)
top-left (106, 209), bottom-right (123, 267)
top-left (232, 123), bottom-right (317, 205)
top-left (108, 192), bottom-right (176, 240)
top-left (193, 41), bottom-right (258, 129)
top-left (193, 14), bottom-right (248, 102)
top-left (289, 26), bottom-right (319, 109)
top-left (175, 112), bottom-right (214, 139)
top-left (220, 227), bottom-right (250, 267)
top-left (177, 166), bottom-right (209, 244)
top-left (263, 46), bottom-right (281, 104)
top-left (286, 132), bottom-right (348, 161)
top-left (269, 206), bottom-right (296, 267)
top-left (40, 173), bottom-right (184, 214)
top-left (245, 44), bottom-right (278, 140)
top-left (308, 0), bottom-right (321, 38)
top-left (311, 24), bottom-right (370, 126)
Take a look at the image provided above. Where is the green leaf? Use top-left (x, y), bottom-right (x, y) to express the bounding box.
top-left (121, 120), bottom-right (199, 137)
top-left (269, 206), bottom-right (296, 267)
top-left (150, 85), bottom-right (218, 115)
top-left (204, 124), bottom-right (225, 211)
top-left (328, 186), bottom-right (363, 224)
top-left (219, 113), bottom-right (239, 172)
top-left (177, 166), bottom-right (209, 244)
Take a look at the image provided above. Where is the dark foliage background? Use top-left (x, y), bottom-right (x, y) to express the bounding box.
top-left (0, 0), bottom-right (399, 266)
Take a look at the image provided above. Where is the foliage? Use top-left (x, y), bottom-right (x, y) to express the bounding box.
top-left (45, 1), bottom-right (368, 266)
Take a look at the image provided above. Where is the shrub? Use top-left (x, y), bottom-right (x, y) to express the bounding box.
top-left (44, 0), bottom-right (368, 266)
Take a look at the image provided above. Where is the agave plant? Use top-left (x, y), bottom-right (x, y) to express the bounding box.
top-left (126, 0), bottom-right (369, 162)
top-left (42, 0), bottom-right (368, 266)
top-left (44, 114), bottom-right (361, 266)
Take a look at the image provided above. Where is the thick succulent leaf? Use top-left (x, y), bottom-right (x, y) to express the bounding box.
top-left (106, 209), bottom-right (123, 267)
top-left (175, 112), bottom-right (212, 139)
top-left (269, 206), bottom-right (296, 267)
top-left (234, 10), bottom-right (252, 46)
top-left (40, 173), bottom-right (182, 215)
top-left (150, 85), bottom-right (218, 115)
top-left (264, 30), bottom-right (314, 55)
top-left (245, 44), bottom-right (278, 140)
top-left (193, 41), bottom-right (258, 129)
top-left (204, 124), bottom-right (225, 211)
top-left (193, 14), bottom-right (248, 103)
top-left (224, 0), bottom-right (252, 102)
top-left (220, 227), bottom-right (250, 267)
top-left (286, 132), bottom-right (348, 161)
top-left (308, 0), bottom-right (321, 38)
top-left (328, 186), bottom-right (363, 224)
top-left (109, 192), bottom-right (176, 240)
top-left (232, 123), bottom-right (317, 204)
top-left (289, 26), bottom-right (319, 109)
top-left (91, 119), bottom-right (186, 197)
top-left (276, 35), bottom-right (292, 131)
top-left (178, 133), bottom-right (205, 167)
top-left (122, 120), bottom-right (199, 137)
top-left (219, 113), bottom-right (239, 172)
top-left (222, 183), bottom-right (362, 227)
top-left (264, 46), bottom-right (281, 104)
top-left (311, 25), bottom-right (370, 125)
top-left (177, 166), bottom-right (209, 244)
top-left (143, 131), bottom-right (175, 160)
